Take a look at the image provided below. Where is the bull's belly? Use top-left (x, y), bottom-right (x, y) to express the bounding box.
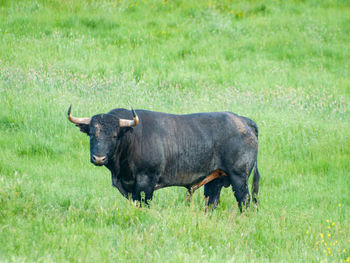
top-left (155, 171), bottom-right (208, 190)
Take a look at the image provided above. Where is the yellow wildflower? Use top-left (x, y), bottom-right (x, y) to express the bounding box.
top-left (346, 257), bottom-right (350, 262)
top-left (338, 203), bottom-right (341, 207)
top-left (328, 234), bottom-right (331, 237)
top-left (320, 233), bottom-right (324, 239)
top-left (332, 222), bottom-right (335, 226)
top-left (306, 230), bottom-right (309, 235)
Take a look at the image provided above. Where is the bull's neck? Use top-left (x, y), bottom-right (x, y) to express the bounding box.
top-left (105, 128), bottom-right (135, 174)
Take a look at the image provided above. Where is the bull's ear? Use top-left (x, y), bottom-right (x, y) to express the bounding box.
top-left (75, 124), bottom-right (90, 135)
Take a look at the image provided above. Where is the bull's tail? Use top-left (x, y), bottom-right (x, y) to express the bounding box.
top-left (245, 117), bottom-right (260, 204)
top-left (251, 161), bottom-right (260, 204)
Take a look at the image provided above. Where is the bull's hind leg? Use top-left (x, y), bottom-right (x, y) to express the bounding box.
top-left (227, 153), bottom-right (256, 212)
top-left (204, 175), bottom-right (230, 211)
top-left (204, 179), bottom-right (224, 211)
top-left (228, 171), bottom-right (251, 212)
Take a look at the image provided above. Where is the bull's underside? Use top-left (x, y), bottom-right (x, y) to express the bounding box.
top-left (68, 107), bottom-right (260, 211)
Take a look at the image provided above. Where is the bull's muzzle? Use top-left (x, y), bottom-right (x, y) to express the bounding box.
top-left (91, 155), bottom-right (107, 166)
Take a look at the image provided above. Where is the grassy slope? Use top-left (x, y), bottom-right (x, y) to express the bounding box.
top-left (0, 0), bottom-right (349, 262)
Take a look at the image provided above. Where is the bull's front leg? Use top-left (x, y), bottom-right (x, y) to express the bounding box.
top-left (132, 174), bottom-right (156, 206)
top-left (111, 173), bottom-right (129, 198)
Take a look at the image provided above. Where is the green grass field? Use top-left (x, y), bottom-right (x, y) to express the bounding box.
top-left (1, 0), bottom-right (349, 262)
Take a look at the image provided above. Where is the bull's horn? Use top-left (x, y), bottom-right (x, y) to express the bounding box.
top-left (67, 105), bottom-right (91, 125)
top-left (119, 108), bottom-right (139, 127)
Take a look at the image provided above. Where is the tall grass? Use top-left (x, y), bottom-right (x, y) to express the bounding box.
top-left (0, 0), bottom-right (349, 262)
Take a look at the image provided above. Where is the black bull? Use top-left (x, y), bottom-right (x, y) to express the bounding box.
top-left (68, 106), bottom-right (260, 211)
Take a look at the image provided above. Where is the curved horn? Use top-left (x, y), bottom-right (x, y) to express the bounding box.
top-left (119, 108), bottom-right (139, 127)
top-left (67, 105), bottom-right (91, 125)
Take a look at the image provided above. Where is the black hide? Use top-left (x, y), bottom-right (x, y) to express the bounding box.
top-left (74, 108), bottom-right (261, 210)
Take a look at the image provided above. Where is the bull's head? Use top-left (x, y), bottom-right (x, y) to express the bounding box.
top-left (67, 105), bottom-right (139, 166)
